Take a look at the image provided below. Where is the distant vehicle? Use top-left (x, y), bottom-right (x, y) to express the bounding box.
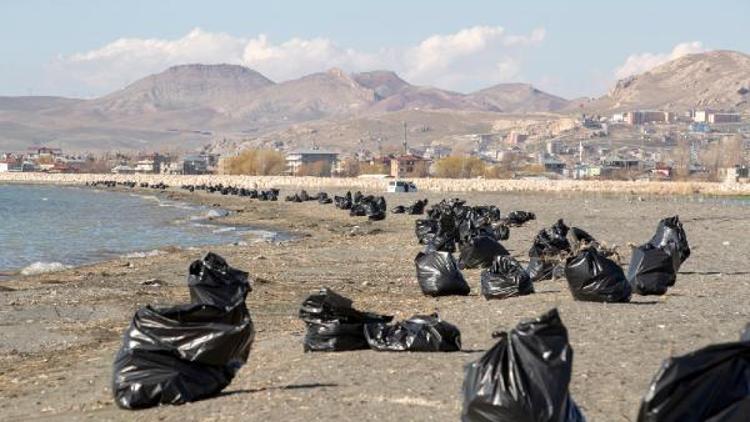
top-left (387, 180), bottom-right (417, 193)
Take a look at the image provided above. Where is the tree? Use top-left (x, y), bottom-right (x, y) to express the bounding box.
top-left (221, 149), bottom-right (286, 175)
top-left (671, 138), bottom-right (692, 180)
top-left (484, 165), bottom-right (512, 179)
top-left (434, 156), bottom-right (486, 178)
top-left (79, 155), bottom-right (112, 173)
top-left (338, 158), bottom-right (361, 177)
top-left (359, 162), bottom-right (388, 175)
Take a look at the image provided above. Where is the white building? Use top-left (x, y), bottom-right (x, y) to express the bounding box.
top-left (285, 149), bottom-right (340, 176)
top-left (134, 159), bottom-right (156, 173)
top-left (693, 110), bottom-right (709, 123)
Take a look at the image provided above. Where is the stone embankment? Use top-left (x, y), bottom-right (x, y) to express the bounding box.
top-left (1, 172), bottom-right (749, 195)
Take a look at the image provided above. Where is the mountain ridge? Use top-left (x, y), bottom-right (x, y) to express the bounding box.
top-left (1, 49), bottom-right (748, 152)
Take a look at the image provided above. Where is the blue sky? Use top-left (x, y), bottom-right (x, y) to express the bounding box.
top-left (1, 0), bottom-right (748, 98)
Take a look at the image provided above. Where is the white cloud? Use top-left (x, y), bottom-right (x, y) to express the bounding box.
top-left (614, 41), bottom-right (705, 79)
top-left (50, 25), bottom-right (546, 96)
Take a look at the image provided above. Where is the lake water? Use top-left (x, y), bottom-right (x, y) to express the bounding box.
top-left (0, 184), bottom-right (277, 276)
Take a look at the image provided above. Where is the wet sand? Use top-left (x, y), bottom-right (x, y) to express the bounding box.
top-left (1, 185), bottom-right (749, 421)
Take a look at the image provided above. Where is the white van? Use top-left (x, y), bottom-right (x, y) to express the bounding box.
top-left (387, 180), bottom-right (417, 193)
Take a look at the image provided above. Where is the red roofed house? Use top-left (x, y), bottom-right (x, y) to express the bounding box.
top-left (389, 154), bottom-right (430, 178)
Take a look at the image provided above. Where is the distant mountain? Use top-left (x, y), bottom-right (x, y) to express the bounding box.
top-left (231, 68), bottom-right (377, 125)
top-left (88, 64), bottom-right (275, 113)
top-left (0, 96), bottom-right (83, 112)
top-left (0, 63), bottom-right (569, 152)
top-left (470, 83), bottom-right (569, 113)
top-left (590, 50), bottom-right (750, 112)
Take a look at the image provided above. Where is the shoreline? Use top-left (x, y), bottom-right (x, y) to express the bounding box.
top-left (2, 181), bottom-right (750, 420)
top-left (2, 171), bottom-right (750, 196)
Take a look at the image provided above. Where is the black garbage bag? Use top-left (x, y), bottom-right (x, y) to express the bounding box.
top-left (364, 313), bottom-right (461, 352)
top-left (415, 219), bottom-right (439, 244)
top-left (350, 204), bottom-right (367, 216)
top-left (627, 216), bottom-right (690, 296)
top-left (392, 205), bottom-right (406, 214)
top-left (317, 192), bottom-right (332, 204)
top-left (425, 233), bottom-right (458, 254)
top-left (637, 331), bottom-right (750, 422)
top-left (407, 199), bottom-right (428, 215)
top-left (505, 210), bottom-right (536, 226)
top-left (627, 244), bottom-right (676, 295)
top-left (415, 251), bottom-right (470, 296)
top-left (366, 196), bottom-right (387, 221)
top-left (648, 215), bottom-right (690, 269)
top-left (462, 309), bottom-right (585, 422)
top-left (565, 247), bottom-right (631, 303)
top-left (334, 192), bottom-right (353, 209)
top-left (569, 227), bottom-right (596, 250)
top-left (528, 220), bottom-right (571, 282)
top-left (458, 236), bottom-right (509, 269)
top-left (481, 255), bottom-right (534, 300)
top-left (187, 252), bottom-right (250, 310)
top-left (298, 288), bottom-right (392, 352)
top-left (113, 302), bottom-right (255, 409)
top-left (493, 224), bottom-right (510, 241)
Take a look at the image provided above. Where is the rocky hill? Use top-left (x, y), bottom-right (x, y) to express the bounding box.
top-left (590, 50), bottom-right (750, 112)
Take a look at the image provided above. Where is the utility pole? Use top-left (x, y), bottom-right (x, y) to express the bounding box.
top-left (402, 121), bottom-right (408, 155)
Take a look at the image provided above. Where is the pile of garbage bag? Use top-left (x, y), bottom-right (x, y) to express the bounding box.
top-left (480, 255), bottom-right (534, 300)
top-left (285, 190), bottom-right (333, 203)
top-left (462, 308), bottom-right (585, 422)
top-left (503, 210), bottom-right (536, 226)
top-left (333, 191), bottom-right (387, 220)
top-left (637, 326), bottom-right (750, 422)
top-left (258, 189), bottom-right (279, 201)
top-left (528, 219), bottom-right (571, 282)
top-left (565, 247), bottom-right (632, 303)
top-left (415, 251), bottom-right (470, 296)
top-left (180, 183), bottom-right (283, 199)
top-left (350, 195), bottom-right (387, 221)
top-left (415, 198), bottom-right (510, 256)
top-left (298, 288), bottom-right (393, 352)
top-left (113, 253), bottom-right (255, 409)
top-left (627, 216), bottom-right (690, 295)
top-left (364, 313), bottom-right (462, 352)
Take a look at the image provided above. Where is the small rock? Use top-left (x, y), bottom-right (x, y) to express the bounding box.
top-left (140, 278), bottom-right (165, 287)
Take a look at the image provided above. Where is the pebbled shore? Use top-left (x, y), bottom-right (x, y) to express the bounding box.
top-left (2, 171), bottom-right (750, 195)
top-left (1, 181), bottom-right (750, 421)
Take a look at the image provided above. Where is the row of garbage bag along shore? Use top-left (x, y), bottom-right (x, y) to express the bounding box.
top-left (113, 252), bottom-right (750, 421)
top-left (88, 181), bottom-right (402, 221)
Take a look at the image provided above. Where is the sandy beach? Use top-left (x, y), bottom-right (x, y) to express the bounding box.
top-left (1, 177), bottom-right (750, 421)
